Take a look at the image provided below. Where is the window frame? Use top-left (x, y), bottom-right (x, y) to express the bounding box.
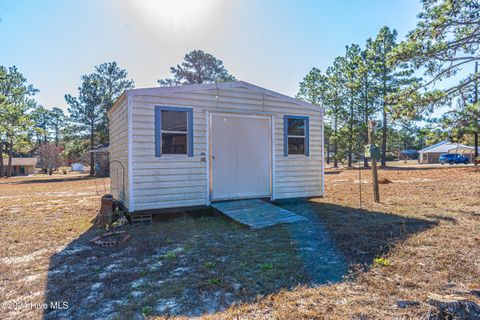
top-left (283, 115), bottom-right (309, 157)
top-left (155, 106), bottom-right (193, 157)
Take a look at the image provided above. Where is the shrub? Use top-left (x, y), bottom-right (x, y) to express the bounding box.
top-left (207, 277), bottom-right (221, 286)
top-left (141, 306), bottom-right (153, 316)
top-left (162, 251), bottom-right (176, 260)
top-left (374, 257), bottom-right (391, 267)
top-left (260, 262), bottom-right (273, 271)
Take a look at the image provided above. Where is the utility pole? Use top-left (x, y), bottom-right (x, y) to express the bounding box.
top-left (369, 121), bottom-right (380, 203)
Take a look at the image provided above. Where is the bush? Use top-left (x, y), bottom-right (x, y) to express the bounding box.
top-left (374, 257), bottom-right (391, 267)
top-left (141, 306), bottom-right (153, 316)
top-left (161, 251), bottom-right (176, 260)
top-left (207, 277), bottom-right (221, 286)
top-left (260, 262), bottom-right (273, 271)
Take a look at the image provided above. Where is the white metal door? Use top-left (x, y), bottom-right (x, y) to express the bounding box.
top-left (210, 113), bottom-right (271, 200)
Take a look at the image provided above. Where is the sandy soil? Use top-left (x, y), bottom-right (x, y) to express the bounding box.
top-left (0, 166), bottom-right (479, 319)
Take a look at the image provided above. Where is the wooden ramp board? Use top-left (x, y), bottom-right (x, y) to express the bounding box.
top-left (211, 199), bottom-right (307, 229)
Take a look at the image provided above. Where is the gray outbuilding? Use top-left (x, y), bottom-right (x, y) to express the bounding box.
top-left (108, 81), bottom-right (324, 213)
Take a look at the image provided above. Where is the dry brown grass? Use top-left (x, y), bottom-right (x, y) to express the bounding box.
top-left (1, 166), bottom-right (479, 319)
top-left (0, 174), bottom-right (106, 319)
top-left (197, 165), bottom-right (480, 320)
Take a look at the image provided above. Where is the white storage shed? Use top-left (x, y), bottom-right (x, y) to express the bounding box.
top-left (108, 81), bottom-right (324, 213)
top-left (71, 162), bottom-right (85, 172)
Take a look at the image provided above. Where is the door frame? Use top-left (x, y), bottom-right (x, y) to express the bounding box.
top-left (206, 111), bottom-right (274, 202)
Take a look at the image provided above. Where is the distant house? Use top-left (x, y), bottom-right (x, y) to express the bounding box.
top-left (418, 141), bottom-right (479, 163)
top-left (2, 158), bottom-right (37, 176)
top-left (399, 149), bottom-right (419, 160)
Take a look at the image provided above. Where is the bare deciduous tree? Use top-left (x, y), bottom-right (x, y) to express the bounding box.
top-left (37, 143), bottom-right (63, 175)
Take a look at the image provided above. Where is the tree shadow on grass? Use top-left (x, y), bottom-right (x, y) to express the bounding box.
top-left (275, 199), bottom-right (437, 268)
top-left (43, 202), bottom-right (435, 319)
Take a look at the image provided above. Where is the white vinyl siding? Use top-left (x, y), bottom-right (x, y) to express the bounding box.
top-left (110, 82), bottom-right (323, 212)
top-left (108, 96), bottom-right (129, 208)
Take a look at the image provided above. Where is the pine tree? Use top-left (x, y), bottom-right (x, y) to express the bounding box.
top-left (358, 39), bottom-right (379, 167)
top-left (389, 0), bottom-right (480, 109)
top-left (326, 58), bottom-right (349, 168)
top-left (31, 105), bottom-right (51, 144)
top-left (66, 62), bottom-right (133, 176)
top-left (158, 50), bottom-right (236, 86)
top-left (49, 107), bottom-right (66, 145)
top-left (371, 27), bottom-right (418, 166)
top-left (0, 66), bottom-right (37, 177)
top-left (297, 68), bottom-right (332, 164)
top-left (341, 44), bottom-right (363, 167)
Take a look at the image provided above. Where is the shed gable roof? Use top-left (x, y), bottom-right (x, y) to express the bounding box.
top-left (109, 81), bottom-right (322, 114)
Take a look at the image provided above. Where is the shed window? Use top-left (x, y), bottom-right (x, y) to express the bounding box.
top-left (283, 115), bottom-right (309, 156)
top-left (155, 106), bottom-right (193, 157)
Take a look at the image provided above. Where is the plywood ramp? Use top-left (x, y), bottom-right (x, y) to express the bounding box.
top-left (211, 199), bottom-right (307, 229)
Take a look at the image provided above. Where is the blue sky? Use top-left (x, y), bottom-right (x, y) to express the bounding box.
top-left (1, 0), bottom-right (427, 114)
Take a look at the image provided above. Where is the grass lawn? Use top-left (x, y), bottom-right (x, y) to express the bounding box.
top-left (0, 166), bottom-right (479, 319)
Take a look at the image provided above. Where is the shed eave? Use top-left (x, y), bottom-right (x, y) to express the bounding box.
top-left (112, 81), bottom-right (323, 113)
top-left (108, 92), bottom-right (127, 116)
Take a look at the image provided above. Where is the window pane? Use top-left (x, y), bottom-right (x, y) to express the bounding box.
top-left (161, 110), bottom-right (187, 132)
top-left (288, 118), bottom-right (305, 136)
top-left (288, 137), bottom-right (305, 154)
top-left (162, 133), bottom-right (187, 154)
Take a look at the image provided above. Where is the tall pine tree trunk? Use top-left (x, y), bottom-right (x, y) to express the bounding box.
top-left (364, 78), bottom-right (369, 167)
top-left (326, 140), bottom-right (330, 164)
top-left (381, 106), bottom-right (387, 167)
top-left (36, 132), bottom-right (41, 147)
top-left (333, 110), bottom-right (338, 168)
top-left (347, 90), bottom-right (354, 168)
top-left (7, 139), bottom-right (13, 177)
top-left (381, 62), bottom-right (387, 167)
top-left (475, 62), bottom-right (478, 160)
top-left (0, 140), bottom-right (4, 178)
top-left (333, 142), bottom-right (338, 168)
top-left (90, 124), bottom-right (95, 176)
top-left (364, 110), bottom-right (369, 167)
top-left (475, 131), bottom-right (478, 159)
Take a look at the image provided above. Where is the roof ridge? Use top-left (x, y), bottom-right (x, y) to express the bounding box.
top-left (418, 140), bottom-right (449, 153)
top-left (110, 81), bottom-right (322, 114)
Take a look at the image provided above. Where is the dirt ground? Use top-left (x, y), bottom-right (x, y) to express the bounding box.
top-left (0, 166), bottom-right (479, 319)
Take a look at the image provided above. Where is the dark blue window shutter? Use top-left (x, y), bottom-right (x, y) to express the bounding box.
top-left (187, 110), bottom-right (193, 157)
top-left (283, 115), bottom-right (288, 157)
top-left (155, 107), bottom-right (162, 157)
top-left (305, 117), bottom-right (309, 156)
